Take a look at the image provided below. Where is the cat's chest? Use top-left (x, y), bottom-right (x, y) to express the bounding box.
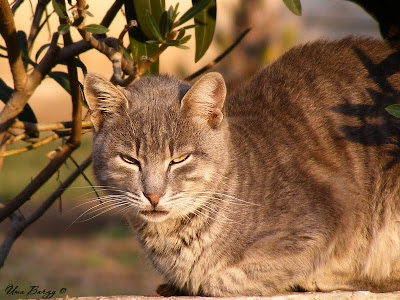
top-left (139, 221), bottom-right (226, 292)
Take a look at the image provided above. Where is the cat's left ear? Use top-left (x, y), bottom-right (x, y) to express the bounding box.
top-left (84, 73), bottom-right (129, 132)
top-left (181, 72), bottom-right (227, 128)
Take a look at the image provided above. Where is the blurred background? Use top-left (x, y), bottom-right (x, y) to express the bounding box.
top-left (0, 0), bottom-right (380, 298)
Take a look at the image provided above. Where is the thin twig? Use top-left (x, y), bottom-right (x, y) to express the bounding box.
top-left (5, 132), bottom-right (28, 145)
top-left (0, 155), bottom-right (92, 268)
top-left (11, 120), bottom-right (92, 132)
top-left (69, 155), bottom-right (99, 200)
top-left (11, 0), bottom-right (24, 14)
top-left (0, 133), bottom-right (60, 157)
top-left (27, 0), bottom-right (51, 52)
top-left (118, 20), bottom-right (137, 46)
top-left (137, 31), bottom-right (178, 78)
top-left (185, 28), bottom-right (251, 81)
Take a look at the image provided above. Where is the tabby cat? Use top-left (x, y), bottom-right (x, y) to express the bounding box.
top-left (84, 37), bottom-right (400, 296)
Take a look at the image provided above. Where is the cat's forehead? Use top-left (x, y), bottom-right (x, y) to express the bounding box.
top-left (115, 75), bottom-right (195, 151)
top-left (123, 75), bottom-right (190, 110)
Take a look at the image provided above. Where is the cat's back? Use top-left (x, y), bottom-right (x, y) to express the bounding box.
top-left (226, 37), bottom-right (400, 174)
top-left (228, 37), bottom-right (400, 118)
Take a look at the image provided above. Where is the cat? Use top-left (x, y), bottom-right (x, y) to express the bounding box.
top-left (83, 37), bottom-right (400, 296)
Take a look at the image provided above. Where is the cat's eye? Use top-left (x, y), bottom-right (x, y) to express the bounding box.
top-left (170, 154), bottom-right (190, 165)
top-left (120, 154), bottom-right (140, 166)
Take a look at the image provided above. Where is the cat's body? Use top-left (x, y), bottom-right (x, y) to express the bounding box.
top-left (84, 37), bottom-right (400, 296)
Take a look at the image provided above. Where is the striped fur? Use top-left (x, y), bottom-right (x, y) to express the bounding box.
top-left (85, 37), bottom-right (400, 296)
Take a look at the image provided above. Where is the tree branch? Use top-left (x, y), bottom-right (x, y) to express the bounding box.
top-left (0, 155), bottom-right (92, 268)
top-left (0, 33), bottom-right (59, 137)
top-left (0, 0), bottom-right (27, 91)
top-left (61, 0), bottom-right (82, 147)
top-left (101, 0), bottom-right (124, 28)
top-left (0, 140), bottom-right (78, 223)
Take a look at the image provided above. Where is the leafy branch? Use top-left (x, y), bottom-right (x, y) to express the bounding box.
top-left (0, 0), bottom-right (247, 270)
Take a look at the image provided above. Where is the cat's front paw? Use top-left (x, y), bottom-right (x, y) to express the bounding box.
top-left (156, 283), bottom-right (187, 297)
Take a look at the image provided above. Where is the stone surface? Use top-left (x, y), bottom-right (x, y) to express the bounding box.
top-left (39, 291), bottom-right (400, 300)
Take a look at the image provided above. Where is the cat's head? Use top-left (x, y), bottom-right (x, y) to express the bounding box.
top-left (84, 72), bottom-right (230, 223)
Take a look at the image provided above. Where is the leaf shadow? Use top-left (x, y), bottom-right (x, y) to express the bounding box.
top-left (331, 45), bottom-right (400, 170)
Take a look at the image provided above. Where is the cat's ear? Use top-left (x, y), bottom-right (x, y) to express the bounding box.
top-left (84, 73), bottom-right (129, 132)
top-left (181, 72), bottom-right (227, 128)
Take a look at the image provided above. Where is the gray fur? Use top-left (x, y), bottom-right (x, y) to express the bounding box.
top-left (85, 37), bottom-right (400, 296)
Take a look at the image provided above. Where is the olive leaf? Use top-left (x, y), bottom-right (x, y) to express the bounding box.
top-left (282, 0), bottom-right (302, 16)
top-left (84, 24), bottom-right (109, 34)
top-left (386, 104), bottom-right (400, 118)
top-left (193, 0), bottom-right (216, 62)
top-left (175, 0), bottom-right (211, 26)
top-left (52, 0), bottom-right (68, 19)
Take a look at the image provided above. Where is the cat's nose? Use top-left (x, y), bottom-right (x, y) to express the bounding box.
top-left (144, 193), bottom-right (162, 208)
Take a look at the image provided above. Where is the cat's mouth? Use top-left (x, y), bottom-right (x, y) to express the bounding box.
top-left (140, 209), bottom-right (170, 221)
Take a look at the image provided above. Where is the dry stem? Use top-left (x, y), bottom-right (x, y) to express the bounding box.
top-left (185, 28), bottom-right (251, 81)
top-left (11, 120), bottom-right (92, 132)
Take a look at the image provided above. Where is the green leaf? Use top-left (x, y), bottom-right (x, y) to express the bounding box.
top-left (49, 72), bottom-right (71, 94)
top-left (177, 29), bottom-right (186, 40)
top-left (177, 44), bottom-right (190, 50)
top-left (167, 5), bottom-right (174, 21)
top-left (17, 31), bottom-right (36, 68)
top-left (119, 45), bottom-right (134, 61)
top-left (145, 10), bottom-right (164, 42)
top-left (84, 24), bottom-right (109, 34)
top-left (123, 0), bottom-right (160, 75)
top-left (35, 43), bottom-right (51, 62)
top-left (180, 34), bottom-right (192, 44)
top-left (176, 0), bottom-right (211, 26)
top-left (0, 79), bottom-right (38, 134)
top-left (85, 10), bottom-right (94, 17)
top-left (166, 40), bottom-right (180, 46)
top-left (79, 82), bottom-right (89, 109)
top-left (159, 11), bottom-right (169, 39)
top-left (17, 31), bottom-right (28, 69)
top-left (58, 23), bottom-right (70, 35)
top-left (52, 0), bottom-right (68, 19)
top-left (75, 58), bottom-right (88, 75)
top-left (282, 0), bottom-right (302, 16)
top-left (0, 79), bottom-right (13, 103)
top-left (18, 102), bottom-right (38, 128)
top-left (193, 0), bottom-right (216, 62)
top-left (173, 3), bottom-right (180, 21)
top-left (131, 0), bottom-right (165, 40)
top-left (386, 104), bottom-right (400, 118)
top-left (146, 40), bottom-right (162, 44)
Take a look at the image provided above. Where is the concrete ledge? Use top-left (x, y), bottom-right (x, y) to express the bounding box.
top-left (46, 291), bottom-right (400, 300)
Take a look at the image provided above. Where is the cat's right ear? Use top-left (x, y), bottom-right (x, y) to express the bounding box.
top-left (181, 72), bottom-right (227, 128)
top-left (84, 73), bottom-right (129, 132)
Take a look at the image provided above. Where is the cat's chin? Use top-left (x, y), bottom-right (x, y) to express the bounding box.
top-left (139, 210), bottom-right (170, 223)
